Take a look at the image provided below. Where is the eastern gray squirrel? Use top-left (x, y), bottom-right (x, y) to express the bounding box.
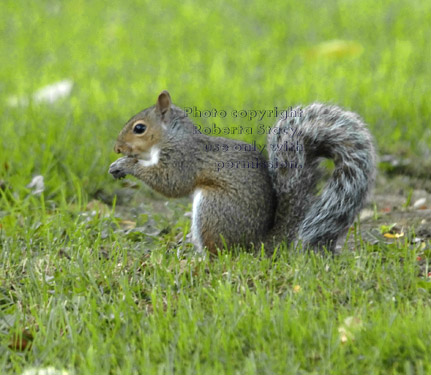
top-left (109, 91), bottom-right (376, 254)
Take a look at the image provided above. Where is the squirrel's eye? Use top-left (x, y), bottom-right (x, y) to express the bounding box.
top-left (133, 123), bottom-right (147, 134)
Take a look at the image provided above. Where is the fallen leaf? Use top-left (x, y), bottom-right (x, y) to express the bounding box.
top-left (21, 367), bottom-right (71, 375)
top-left (380, 223), bottom-right (397, 234)
top-left (26, 175), bottom-right (45, 195)
top-left (8, 80), bottom-right (73, 107)
top-left (119, 220), bottom-right (136, 230)
top-left (307, 40), bottom-right (363, 60)
top-left (86, 200), bottom-right (110, 216)
top-left (9, 329), bottom-right (33, 351)
top-left (413, 198), bottom-right (427, 209)
top-left (338, 316), bottom-right (363, 344)
top-left (293, 285), bottom-right (301, 293)
top-left (383, 232), bottom-right (404, 239)
top-left (359, 209), bottom-right (374, 220)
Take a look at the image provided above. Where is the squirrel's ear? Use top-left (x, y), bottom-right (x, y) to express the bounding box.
top-left (156, 90), bottom-right (172, 115)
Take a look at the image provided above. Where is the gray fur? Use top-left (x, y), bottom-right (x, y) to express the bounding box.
top-left (267, 103), bottom-right (376, 251)
top-left (110, 95), bottom-right (376, 254)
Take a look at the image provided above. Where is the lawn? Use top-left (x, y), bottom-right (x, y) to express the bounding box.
top-left (1, 0), bottom-right (431, 374)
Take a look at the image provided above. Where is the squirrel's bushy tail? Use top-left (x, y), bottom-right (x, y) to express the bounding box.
top-left (267, 103), bottom-right (376, 251)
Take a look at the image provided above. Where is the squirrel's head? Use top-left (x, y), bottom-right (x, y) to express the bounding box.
top-left (114, 90), bottom-right (173, 157)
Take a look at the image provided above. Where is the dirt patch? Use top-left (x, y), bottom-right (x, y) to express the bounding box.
top-left (107, 170), bottom-right (431, 251)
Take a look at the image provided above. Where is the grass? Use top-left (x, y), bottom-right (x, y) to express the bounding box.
top-left (1, 0), bottom-right (431, 373)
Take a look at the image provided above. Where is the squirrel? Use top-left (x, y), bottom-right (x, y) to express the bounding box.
top-left (109, 91), bottom-right (376, 254)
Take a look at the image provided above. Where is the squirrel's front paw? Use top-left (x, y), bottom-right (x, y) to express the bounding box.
top-left (109, 156), bottom-right (137, 179)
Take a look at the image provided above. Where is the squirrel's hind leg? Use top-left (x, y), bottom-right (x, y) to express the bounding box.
top-left (191, 189), bottom-right (242, 255)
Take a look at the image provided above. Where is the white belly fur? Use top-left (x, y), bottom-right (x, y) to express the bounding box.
top-left (137, 146), bottom-right (160, 167)
top-left (192, 189), bottom-right (204, 253)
